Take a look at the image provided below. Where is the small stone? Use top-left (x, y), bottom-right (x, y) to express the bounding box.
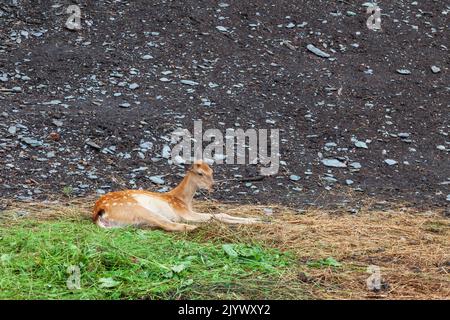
top-left (180, 80), bottom-right (199, 86)
top-left (431, 66), bottom-right (441, 74)
top-left (149, 176), bottom-right (165, 185)
top-left (8, 126), bottom-right (17, 135)
top-left (350, 162), bottom-right (362, 169)
top-left (119, 102), bottom-right (131, 108)
top-left (86, 141), bottom-right (101, 150)
top-left (396, 69), bottom-right (411, 75)
top-left (436, 145), bottom-right (446, 151)
top-left (0, 73), bottom-right (8, 82)
top-left (346, 179), bottom-right (354, 185)
top-left (21, 137), bottom-right (43, 147)
top-left (322, 159), bottom-right (347, 168)
top-left (140, 141), bottom-right (153, 150)
top-left (446, 194), bottom-right (450, 202)
top-left (129, 83), bottom-right (139, 90)
top-left (289, 175), bottom-right (301, 181)
top-left (43, 100), bottom-right (61, 105)
top-left (323, 176), bottom-right (338, 183)
top-left (307, 44), bottom-right (331, 58)
top-left (141, 54), bottom-right (153, 60)
top-left (216, 26), bottom-right (229, 32)
top-left (384, 159), bottom-right (398, 166)
top-left (354, 141), bottom-right (368, 149)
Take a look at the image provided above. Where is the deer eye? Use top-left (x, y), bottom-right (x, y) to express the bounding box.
top-left (198, 172), bottom-right (204, 176)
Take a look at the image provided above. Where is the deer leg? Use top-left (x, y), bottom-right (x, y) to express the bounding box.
top-left (138, 214), bottom-right (197, 232)
top-left (181, 212), bottom-right (214, 222)
top-left (212, 213), bottom-right (261, 224)
top-left (183, 212), bottom-right (260, 225)
top-left (103, 206), bottom-right (197, 232)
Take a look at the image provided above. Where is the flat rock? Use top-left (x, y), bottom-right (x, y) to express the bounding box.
top-left (129, 83), bottom-right (140, 90)
top-left (396, 69), bottom-right (411, 75)
top-left (306, 44), bottom-right (331, 58)
top-left (149, 176), bottom-right (165, 185)
top-left (180, 80), bottom-right (199, 86)
top-left (322, 159), bottom-right (347, 168)
top-left (384, 159), bottom-right (398, 166)
top-left (354, 141), bottom-right (368, 149)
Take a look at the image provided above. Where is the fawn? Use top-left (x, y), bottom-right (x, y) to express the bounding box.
top-left (92, 161), bottom-right (260, 231)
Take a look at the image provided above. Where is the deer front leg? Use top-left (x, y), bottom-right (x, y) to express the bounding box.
top-left (181, 212), bottom-right (214, 222)
top-left (212, 213), bottom-right (261, 224)
top-left (183, 212), bottom-right (260, 224)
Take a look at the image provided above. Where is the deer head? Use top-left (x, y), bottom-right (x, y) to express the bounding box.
top-left (189, 160), bottom-right (214, 192)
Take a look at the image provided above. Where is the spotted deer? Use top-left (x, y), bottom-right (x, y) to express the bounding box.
top-left (92, 161), bottom-right (260, 231)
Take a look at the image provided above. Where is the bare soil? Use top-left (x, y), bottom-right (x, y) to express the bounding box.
top-left (0, 1), bottom-right (449, 211)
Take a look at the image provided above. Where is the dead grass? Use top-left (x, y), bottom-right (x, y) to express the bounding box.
top-left (1, 198), bottom-right (449, 300)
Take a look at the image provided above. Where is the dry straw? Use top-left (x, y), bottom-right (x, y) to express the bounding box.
top-left (1, 197), bottom-right (449, 300)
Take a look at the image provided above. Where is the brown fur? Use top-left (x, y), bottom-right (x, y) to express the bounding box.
top-left (92, 161), bottom-right (259, 231)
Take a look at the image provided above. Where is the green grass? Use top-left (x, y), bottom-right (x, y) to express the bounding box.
top-left (0, 220), bottom-right (297, 300)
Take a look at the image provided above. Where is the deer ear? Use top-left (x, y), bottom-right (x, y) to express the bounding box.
top-left (190, 162), bottom-right (200, 172)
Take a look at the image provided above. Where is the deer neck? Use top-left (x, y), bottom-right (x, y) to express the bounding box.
top-left (168, 172), bottom-right (198, 207)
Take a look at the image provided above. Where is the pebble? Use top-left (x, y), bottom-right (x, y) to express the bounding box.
top-left (180, 80), bottom-right (199, 86)
top-left (286, 22), bottom-right (295, 29)
top-left (384, 159), bottom-right (398, 166)
top-left (350, 162), bottom-right (362, 169)
top-left (431, 66), bottom-right (441, 74)
top-left (322, 159), bottom-right (347, 168)
top-left (8, 126), bottom-right (17, 135)
top-left (306, 44), bottom-right (331, 58)
top-left (129, 83), bottom-right (139, 90)
top-left (396, 69), bottom-right (411, 75)
top-left (289, 175), bottom-right (301, 181)
top-left (149, 176), bottom-right (165, 185)
top-left (21, 137), bottom-right (43, 147)
top-left (0, 73), bottom-right (8, 82)
top-left (216, 26), bottom-right (229, 32)
top-left (354, 141), bottom-right (368, 149)
top-left (141, 54), bottom-right (153, 60)
top-left (119, 102), bottom-right (131, 108)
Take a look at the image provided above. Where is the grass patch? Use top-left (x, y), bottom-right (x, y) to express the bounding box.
top-left (0, 220), bottom-right (296, 300)
top-left (1, 199), bottom-right (448, 299)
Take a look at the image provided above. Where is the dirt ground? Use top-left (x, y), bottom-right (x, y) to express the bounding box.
top-left (0, 1), bottom-right (449, 211)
